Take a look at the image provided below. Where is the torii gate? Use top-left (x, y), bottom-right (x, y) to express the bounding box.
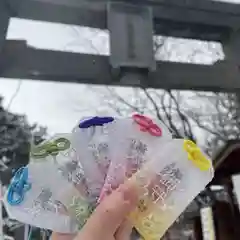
top-left (2, 1), bottom-right (240, 239)
top-left (1, 0), bottom-right (240, 92)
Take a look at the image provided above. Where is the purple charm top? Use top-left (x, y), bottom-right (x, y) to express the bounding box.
top-left (79, 117), bottom-right (114, 129)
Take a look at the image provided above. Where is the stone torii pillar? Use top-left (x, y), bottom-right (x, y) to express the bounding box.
top-left (0, 0), bottom-right (10, 61)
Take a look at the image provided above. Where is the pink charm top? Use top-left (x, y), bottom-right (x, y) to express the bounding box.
top-left (132, 114), bottom-right (162, 137)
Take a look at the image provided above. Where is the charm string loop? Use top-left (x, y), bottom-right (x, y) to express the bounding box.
top-left (7, 167), bottom-right (31, 206)
top-left (183, 140), bottom-right (211, 171)
top-left (133, 114), bottom-right (162, 137)
top-left (79, 117), bottom-right (114, 129)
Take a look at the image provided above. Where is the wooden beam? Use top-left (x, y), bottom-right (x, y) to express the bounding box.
top-left (9, 0), bottom-right (240, 41)
top-left (213, 201), bottom-right (236, 240)
top-left (1, 40), bottom-right (240, 92)
top-left (193, 216), bottom-right (203, 240)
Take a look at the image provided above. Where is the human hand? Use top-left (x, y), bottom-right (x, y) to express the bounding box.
top-left (52, 182), bottom-right (138, 240)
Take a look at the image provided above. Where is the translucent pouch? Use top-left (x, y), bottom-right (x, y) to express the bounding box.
top-left (30, 134), bottom-right (89, 197)
top-left (128, 139), bottom-right (214, 240)
top-left (3, 162), bottom-right (81, 233)
top-left (99, 114), bottom-right (172, 200)
top-left (28, 134), bottom-right (95, 231)
top-left (71, 117), bottom-right (115, 203)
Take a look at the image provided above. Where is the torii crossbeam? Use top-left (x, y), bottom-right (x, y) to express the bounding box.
top-left (1, 0), bottom-right (240, 92)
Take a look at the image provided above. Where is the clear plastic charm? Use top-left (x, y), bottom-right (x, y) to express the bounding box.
top-left (99, 115), bottom-right (172, 201)
top-left (3, 162), bottom-right (79, 233)
top-left (30, 134), bottom-right (89, 198)
top-left (71, 117), bottom-right (114, 203)
top-left (128, 139), bottom-right (214, 240)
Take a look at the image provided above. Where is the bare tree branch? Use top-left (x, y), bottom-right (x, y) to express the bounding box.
top-left (160, 91), bottom-right (182, 137)
top-left (186, 111), bottom-right (226, 141)
top-left (106, 87), bottom-right (143, 114)
top-left (167, 90), bottom-right (196, 141)
top-left (142, 89), bottom-right (163, 122)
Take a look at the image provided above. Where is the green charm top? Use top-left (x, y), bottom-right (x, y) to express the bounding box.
top-left (31, 138), bottom-right (71, 159)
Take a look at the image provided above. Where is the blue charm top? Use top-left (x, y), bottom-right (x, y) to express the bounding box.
top-left (7, 167), bottom-right (31, 206)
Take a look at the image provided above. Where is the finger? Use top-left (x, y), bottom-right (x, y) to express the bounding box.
top-left (81, 181), bottom-right (138, 237)
top-left (51, 233), bottom-right (76, 240)
top-left (115, 220), bottom-right (133, 240)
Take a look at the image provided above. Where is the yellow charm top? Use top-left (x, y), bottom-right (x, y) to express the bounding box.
top-left (183, 140), bottom-right (211, 171)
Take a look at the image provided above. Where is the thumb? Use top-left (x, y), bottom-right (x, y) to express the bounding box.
top-left (79, 182), bottom-right (138, 238)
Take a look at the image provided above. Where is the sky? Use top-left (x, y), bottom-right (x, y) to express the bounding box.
top-left (0, 5), bottom-right (228, 136)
